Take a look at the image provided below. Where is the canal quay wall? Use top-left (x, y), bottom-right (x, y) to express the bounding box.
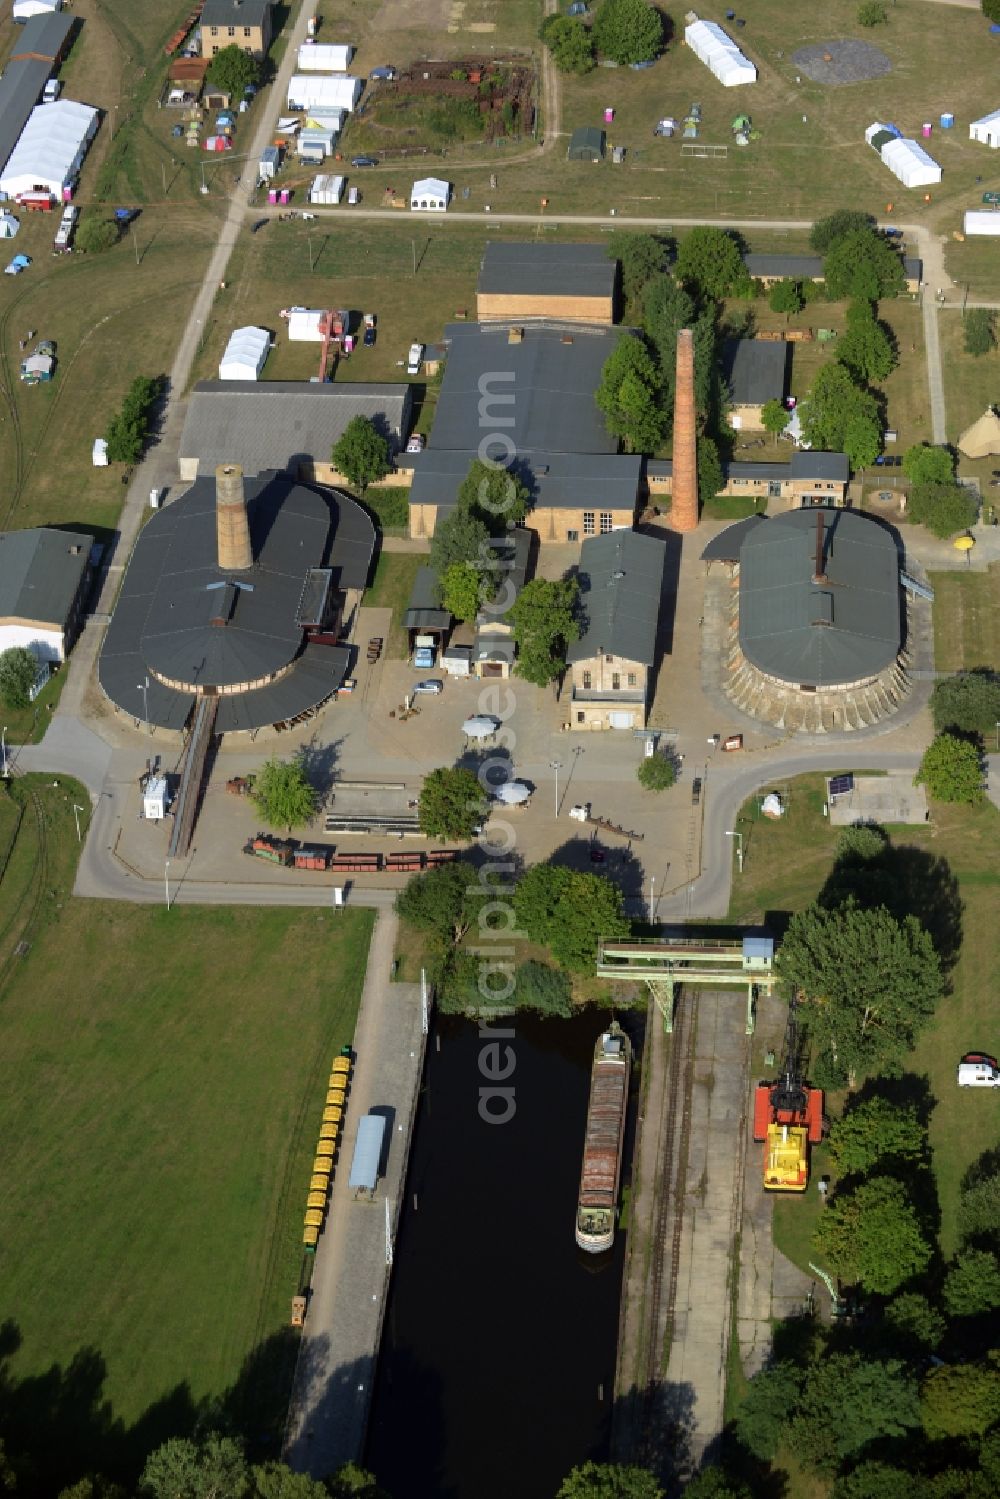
top-left (284, 910), bottom-right (429, 1478)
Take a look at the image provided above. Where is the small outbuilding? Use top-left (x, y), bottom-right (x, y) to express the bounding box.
top-left (309, 173), bottom-right (344, 205)
top-left (410, 175), bottom-right (450, 211)
top-left (348, 1114), bottom-right (387, 1197)
top-left (0, 525), bottom-right (93, 662)
top-left (297, 126), bottom-right (335, 161)
top-left (219, 326), bottom-right (270, 382)
top-left (568, 126), bottom-right (605, 161)
top-left (969, 109), bottom-right (1000, 148)
top-left (259, 144), bottom-right (280, 179)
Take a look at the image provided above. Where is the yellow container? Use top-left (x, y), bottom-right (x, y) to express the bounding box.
top-left (307, 1190), bottom-right (327, 1210)
top-left (304, 1208), bottom-right (324, 1229)
top-left (309, 1173), bottom-right (330, 1192)
top-left (327, 1088), bottom-right (346, 1106)
top-left (322, 1105), bottom-right (343, 1125)
top-left (314, 1148), bottom-right (335, 1168)
top-left (303, 1225), bottom-right (320, 1249)
top-left (319, 1123), bottom-right (339, 1142)
top-left (331, 1057), bottom-right (351, 1074)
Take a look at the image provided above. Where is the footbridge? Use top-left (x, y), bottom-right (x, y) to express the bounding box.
top-left (596, 934), bottom-right (775, 1034)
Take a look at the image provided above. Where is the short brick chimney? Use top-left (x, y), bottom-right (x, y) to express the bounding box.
top-left (670, 328), bottom-right (699, 534)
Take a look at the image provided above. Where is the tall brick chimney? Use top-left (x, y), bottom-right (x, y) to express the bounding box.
top-left (670, 328), bottom-right (699, 534)
top-left (215, 464), bottom-right (252, 572)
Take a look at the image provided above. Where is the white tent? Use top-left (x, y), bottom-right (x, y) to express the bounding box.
top-left (964, 210), bottom-right (1000, 236)
top-left (309, 173), bottom-right (344, 204)
top-left (297, 43), bottom-right (353, 72)
top-left (0, 100), bottom-right (99, 202)
top-left (92, 437), bottom-right (108, 467)
top-left (219, 326), bottom-right (270, 381)
top-left (0, 213), bottom-right (19, 238)
top-left (684, 18), bottom-right (756, 86)
top-left (970, 109), bottom-right (1000, 148)
top-left (880, 136), bottom-right (941, 188)
top-left (12, 0), bottom-right (62, 18)
top-left (410, 176), bottom-right (450, 211)
top-left (304, 108), bottom-right (345, 134)
top-left (287, 308), bottom-right (327, 341)
top-left (287, 74), bottom-right (361, 113)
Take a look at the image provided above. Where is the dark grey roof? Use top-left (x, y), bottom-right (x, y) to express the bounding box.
top-left (201, 0), bottom-right (271, 26)
top-left (722, 339), bottom-right (788, 407)
top-left (179, 381), bottom-right (413, 476)
top-left (403, 565), bottom-right (450, 631)
top-left (488, 526), bottom-right (532, 603)
top-left (99, 471), bottom-right (374, 732)
top-left (428, 321), bottom-right (629, 456)
top-left (568, 126), bottom-right (605, 160)
top-left (478, 242), bottom-right (615, 301)
top-left (739, 509), bottom-right (900, 687)
top-left (473, 630), bottom-right (515, 664)
top-left (0, 526), bottom-right (91, 626)
top-left (0, 57), bottom-right (49, 175)
top-left (744, 253), bottom-right (823, 280)
top-left (11, 11), bottom-right (74, 60)
top-left (792, 450), bottom-right (849, 481)
top-left (568, 529), bottom-right (665, 668)
top-left (409, 449), bottom-right (640, 514)
top-left (904, 257), bottom-right (922, 282)
top-left (701, 514), bottom-right (766, 562)
top-left (647, 451), bottom-right (849, 484)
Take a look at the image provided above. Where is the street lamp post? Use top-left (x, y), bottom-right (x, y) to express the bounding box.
top-left (72, 803), bottom-right (84, 843)
top-left (649, 876), bottom-right (656, 925)
top-left (995, 720), bottom-right (1000, 753)
top-left (549, 759), bottom-right (562, 818)
top-left (726, 829), bottom-right (744, 874)
top-left (164, 859), bottom-right (171, 911)
top-left (137, 677), bottom-right (150, 736)
top-left (1, 724), bottom-right (7, 778)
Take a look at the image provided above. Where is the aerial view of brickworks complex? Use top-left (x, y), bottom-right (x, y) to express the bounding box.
top-left (0, 0), bottom-right (999, 1496)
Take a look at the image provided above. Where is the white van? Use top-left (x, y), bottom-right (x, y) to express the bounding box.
top-left (43, 79), bottom-right (61, 103)
top-left (347, 185), bottom-right (359, 205)
top-left (957, 1053), bottom-right (1000, 1087)
top-left (406, 341), bottom-right (424, 375)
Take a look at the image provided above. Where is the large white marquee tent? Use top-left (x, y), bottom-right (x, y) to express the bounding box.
top-left (410, 176), bottom-right (450, 211)
top-left (0, 100), bottom-right (98, 202)
top-left (684, 18), bottom-right (756, 86)
top-left (286, 74), bottom-right (361, 113)
top-left (218, 326), bottom-right (270, 381)
top-left (12, 0), bottom-right (62, 19)
top-left (970, 109), bottom-right (1000, 148)
top-left (296, 43), bottom-right (353, 72)
top-left (880, 135), bottom-right (941, 188)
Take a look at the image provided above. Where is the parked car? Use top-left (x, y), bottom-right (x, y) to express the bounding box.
top-left (406, 341), bottom-right (424, 375)
top-left (351, 155), bottom-right (379, 168)
top-left (4, 254), bottom-right (31, 276)
top-left (43, 78), bottom-right (61, 103)
top-left (630, 58), bottom-right (655, 69)
top-left (412, 679), bottom-right (443, 695)
top-left (957, 1053), bottom-right (1000, 1087)
top-left (363, 324), bottom-right (376, 347)
top-left (414, 646), bottom-right (436, 669)
top-left (883, 227), bottom-right (904, 239)
top-left (406, 433), bottom-right (425, 453)
top-left (369, 66), bottom-right (397, 81)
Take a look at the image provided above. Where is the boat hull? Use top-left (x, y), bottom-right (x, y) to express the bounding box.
top-left (575, 1022), bottom-right (631, 1254)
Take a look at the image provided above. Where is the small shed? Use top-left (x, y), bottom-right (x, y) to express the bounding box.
top-left (348, 1113), bottom-right (387, 1196)
top-left (298, 126), bottom-right (334, 161)
top-left (0, 213), bottom-right (19, 239)
top-left (259, 145), bottom-right (280, 180)
top-left (970, 109), bottom-right (1000, 148)
top-left (219, 325), bottom-right (270, 382)
top-left (568, 126), bottom-right (606, 161)
top-left (403, 565), bottom-right (451, 644)
top-left (309, 173), bottom-right (344, 205)
top-left (143, 776), bottom-right (170, 820)
top-left (410, 175), bottom-right (450, 211)
top-left (92, 437), bottom-right (108, 467)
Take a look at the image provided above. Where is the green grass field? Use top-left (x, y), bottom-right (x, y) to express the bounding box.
top-left (929, 563), bottom-right (1000, 672)
top-left (0, 778), bottom-right (375, 1489)
top-left (726, 773), bottom-right (1000, 1260)
top-left (365, 550), bottom-right (425, 657)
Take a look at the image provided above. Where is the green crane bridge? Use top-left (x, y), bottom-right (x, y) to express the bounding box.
top-left (596, 934), bottom-right (775, 1034)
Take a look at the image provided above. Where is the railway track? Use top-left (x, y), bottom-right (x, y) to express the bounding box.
top-left (640, 987), bottom-right (698, 1467)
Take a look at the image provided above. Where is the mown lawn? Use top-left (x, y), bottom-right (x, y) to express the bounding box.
top-left (365, 549), bottom-right (425, 657)
top-left (0, 777), bottom-right (375, 1489)
top-left (726, 774), bottom-right (1000, 1260)
top-left (929, 563), bottom-right (1000, 672)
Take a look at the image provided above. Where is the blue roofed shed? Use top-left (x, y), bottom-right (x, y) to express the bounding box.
top-left (349, 1113), bottom-right (387, 1194)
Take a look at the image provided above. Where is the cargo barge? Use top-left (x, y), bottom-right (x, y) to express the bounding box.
top-left (575, 1021), bottom-right (631, 1254)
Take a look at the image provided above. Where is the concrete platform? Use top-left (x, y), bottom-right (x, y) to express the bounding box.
top-left (828, 771), bottom-right (929, 825)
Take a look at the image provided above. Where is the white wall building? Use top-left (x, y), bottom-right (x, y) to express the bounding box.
top-left (296, 43), bottom-right (353, 72)
top-left (970, 109), bottom-right (1000, 148)
top-left (0, 100), bottom-right (99, 202)
top-left (286, 74), bottom-right (361, 113)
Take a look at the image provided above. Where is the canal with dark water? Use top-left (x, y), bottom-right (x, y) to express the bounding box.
top-left (366, 1008), bottom-right (641, 1499)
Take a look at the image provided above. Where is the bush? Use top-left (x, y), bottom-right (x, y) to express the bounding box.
top-left (857, 1), bottom-right (887, 24)
top-left (427, 98), bottom-right (484, 140)
top-left (540, 13), bottom-right (595, 72)
top-left (916, 732), bottom-right (984, 805)
top-left (931, 672), bottom-right (1000, 737)
top-left (363, 487), bottom-right (410, 530)
top-left (0, 646), bottom-right (38, 710)
top-left (513, 961), bottom-right (574, 1017)
top-left (637, 754), bottom-right (676, 792)
top-left (75, 214), bottom-right (120, 254)
top-left (963, 307), bottom-right (996, 357)
top-left (907, 481), bottom-right (978, 538)
top-left (983, 0), bottom-right (1000, 25)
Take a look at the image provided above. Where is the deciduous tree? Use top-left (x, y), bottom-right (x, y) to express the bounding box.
top-left (456, 458), bottom-right (529, 527)
top-left (777, 900), bottom-right (942, 1078)
top-left (395, 861), bottom-right (477, 945)
top-left (837, 299), bottom-right (898, 384)
top-left (761, 398), bottom-right (791, 445)
top-left (814, 1177), bottom-right (933, 1294)
top-left (514, 865), bottom-right (629, 972)
top-left (828, 1096), bottom-right (926, 1175)
top-left (791, 1353), bottom-right (922, 1473)
top-left (513, 960), bottom-right (574, 1017)
top-left (326, 1466), bottom-right (391, 1499)
top-left (800, 363), bottom-right (881, 468)
top-left (907, 482), bottom-right (979, 539)
top-left (430, 505), bottom-right (493, 579)
top-left (943, 1249), bottom-right (1000, 1316)
top-left (916, 732), bottom-right (984, 805)
top-left (440, 561), bottom-right (486, 621)
top-left (331, 416), bottom-right (391, 493)
top-left (637, 753), bottom-right (676, 791)
top-left (509, 576), bottom-right (580, 687)
top-left (206, 44), bottom-right (258, 100)
top-left (733, 1360), bottom-right (801, 1460)
top-left (858, 2), bottom-right (888, 25)
top-left (921, 1360), bottom-right (1000, 1441)
top-left (539, 14), bottom-right (595, 73)
top-left (139, 1435), bottom-right (250, 1499)
top-left (250, 1464), bottom-right (332, 1499)
top-left (0, 645), bottom-right (38, 710)
top-left (596, 336), bottom-right (665, 453)
top-left (698, 435), bottom-right (724, 505)
top-left (675, 226), bottom-right (747, 300)
top-left (810, 209), bottom-right (876, 253)
top-left (903, 443), bottom-right (955, 487)
top-left (931, 672), bottom-right (1000, 736)
top-left (75, 214), bottom-right (119, 254)
top-left (642, 277), bottom-right (716, 420)
top-left (592, 0), bottom-right (663, 65)
top-left (610, 232), bottom-right (672, 311)
top-left (823, 229), bottom-right (905, 301)
top-left (882, 1293), bottom-right (946, 1354)
top-left (556, 1460), bottom-right (663, 1498)
top-left (831, 1463), bottom-right (919, 1499)
top-left (250, 756), bottom-right (317, 830)
top-left (959, 1158), bottom-right (1000, 1245)
top-left (769, 278), bottom-right (804, 320)
top-left (418, 766), bottom-right (486, 841)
